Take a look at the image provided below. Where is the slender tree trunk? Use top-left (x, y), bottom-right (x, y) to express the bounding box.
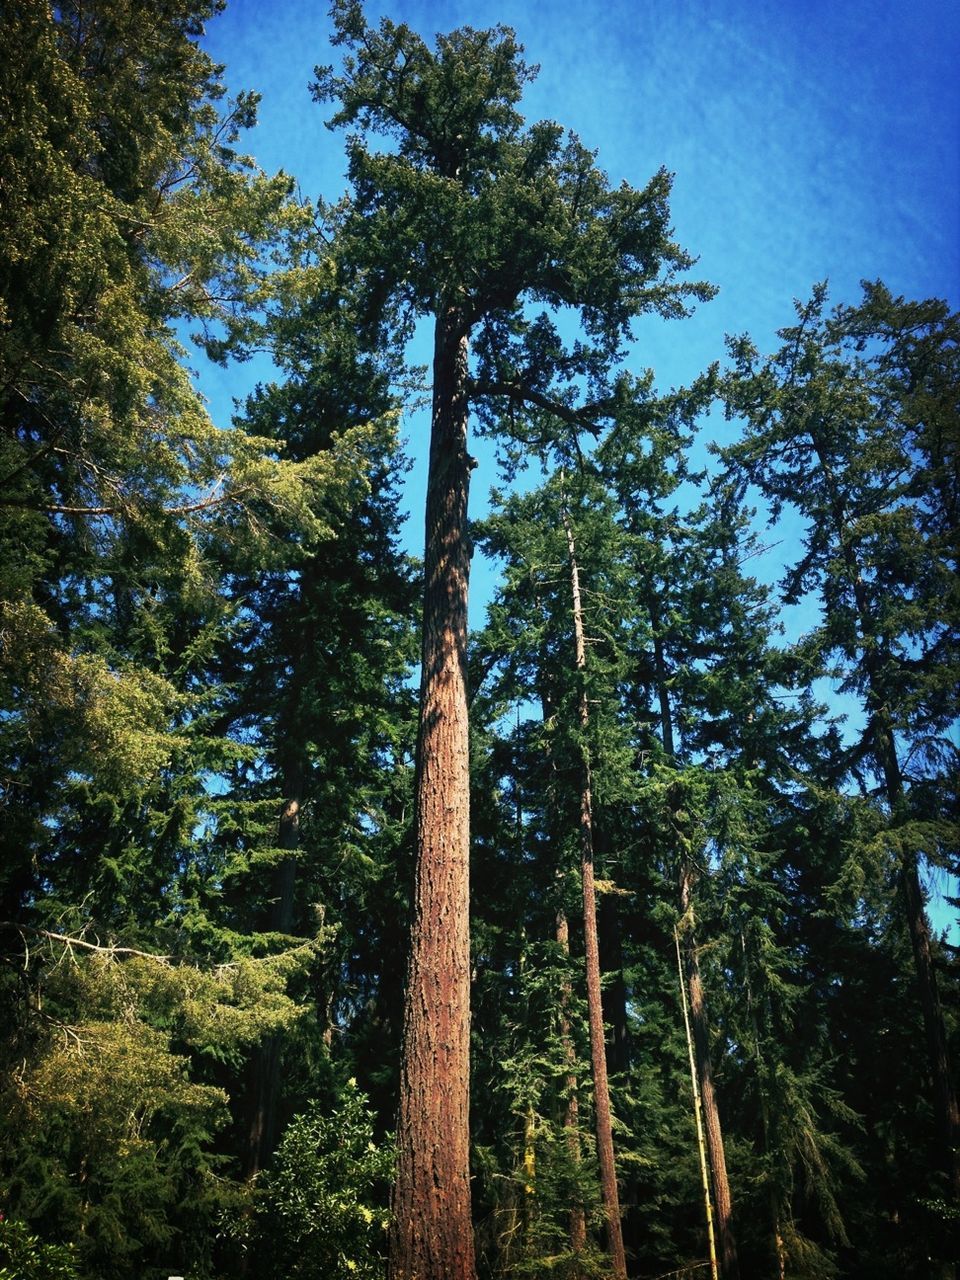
top-left (676, 924), bottom-right (720, 1280)
top-left (389, 307), bottom-right (476, 1280)
top-left (245, 760), bottom-right (303, 1180)
top-left (741, 932), bottom-right (786, 1280)
top-left (649, 591), bottom-right (739, 1275)
top-left (680, 870), bottom-right (740, 1280)
top-left (599, 877), bottom-right (630, 1075)
top-left (556, 905), bottom-right (588, 1255)
top-left (562, 508), bottom-right (627, 1279)
top-left (540, 668), bottom-right (588, 1260)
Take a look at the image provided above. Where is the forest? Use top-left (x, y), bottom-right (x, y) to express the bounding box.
top-left (0, 2), bottom-right (957, 1278)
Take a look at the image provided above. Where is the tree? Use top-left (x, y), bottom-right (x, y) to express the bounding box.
top-left (562, 501), bottom-right (628, 1277)
top-left (312, 6), bottom-right (711, 1276)
top-left (721, 282), bottom-right (960, 1205)
top-left (0, 5), bottom-right (409, 1274)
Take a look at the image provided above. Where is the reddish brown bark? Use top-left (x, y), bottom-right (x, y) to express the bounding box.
top-left (563, 508), bottom-right (627, 1280)
top-left (388, 308), bottom-right (476, 1280)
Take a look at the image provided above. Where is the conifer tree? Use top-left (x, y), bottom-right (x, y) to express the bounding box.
top-left (312, 6), bottom-right (710, 1274)
top-left (721, 283), bottom-right (960, 1204)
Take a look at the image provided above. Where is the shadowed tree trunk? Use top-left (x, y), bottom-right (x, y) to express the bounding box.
top-left (389, 308), bottom-right (477, 1280)
top-left (539, 665), bottom-right (588, 1261)
top-left (556, 904), bottom-right (588, 1255)
top-left (598, 864), bottom-right (630, 1075)
top-left (563, 507), bottom-right (627, 1279)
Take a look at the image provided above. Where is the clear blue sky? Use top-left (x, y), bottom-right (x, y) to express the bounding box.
top-left (197, 0), bottom-right (959, 925)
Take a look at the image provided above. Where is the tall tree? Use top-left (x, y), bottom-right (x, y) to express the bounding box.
top-left (722, 282), bottom-right (960, 1204)
top-left (562, 502), bottom-right (628, 1277)
top-left (312, 6), bottom-right (711, 1275)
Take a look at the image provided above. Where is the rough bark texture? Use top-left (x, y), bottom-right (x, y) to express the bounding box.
top-left (389, 308), bottom-right (477, 1280)
top-left (563, 509), bottom-right (627, 1279)
top-left (680, 872), bottom-right (740, 1280)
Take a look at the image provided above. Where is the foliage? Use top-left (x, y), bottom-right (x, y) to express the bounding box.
top-left (0, 1218), bottom-right (81, 1280)
top-left (0, 1), bottom-right (956, 1277)
top-left (251, 1081), bottom-right (394, 1280)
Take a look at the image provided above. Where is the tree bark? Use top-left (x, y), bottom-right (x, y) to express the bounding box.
top-left (389, 307), bottom-right (477, 1280)
top-left (680, 870), bottom-right (740, 1280)
top-left (563, 508), bottom-right (627, 1279)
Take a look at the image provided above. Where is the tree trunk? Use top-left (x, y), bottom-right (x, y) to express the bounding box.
top-left (389, 307), bottom-right (476, 1280)
top-left (563, 508), bottom-right (628, 1279)
top-left (649, 585), bottom-right (740, 1273)
top-left (540, 665), bottom-right (588, 1260)
top-left (676, 924), bottom-right (720, 1280)
top-left (680, 870), bottom-right (740, 1280)
top-left (741, 931), bottom-right (787, 1280)
top-left (599, 875), bottom-right (630, 1075)
top-left (556, 905), bottom-right (588, 1255)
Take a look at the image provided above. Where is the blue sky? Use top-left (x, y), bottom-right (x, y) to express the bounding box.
top-left (198, 0), bottom-right (959, 562)
top-left (196, 1), bottom-right (958, 922)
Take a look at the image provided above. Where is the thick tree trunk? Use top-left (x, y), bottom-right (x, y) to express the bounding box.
top-left (680, 871), bottom-right (740, 1280)
top-left (245, 761), bottom-right (303, 1180)
top-left (389, 308), bottom-right (476, 1280)
top-left (563, 509), bottom-right (628, 1279)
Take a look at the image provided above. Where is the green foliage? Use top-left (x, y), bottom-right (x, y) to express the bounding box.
top-left (0, 1218), bottom-right (81, 1280)
top-left (251, 1081), bottom-right (394, 1280)
top-left (0, 0), bottom-right (955, 1273)
top-left (0, 936), bottom-right (319, 1279)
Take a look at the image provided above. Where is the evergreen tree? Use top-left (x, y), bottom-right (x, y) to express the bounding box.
top-left (721, 282), bottom-right (960, 1206)
top-left (312, 6), bottom-right (711, 1275)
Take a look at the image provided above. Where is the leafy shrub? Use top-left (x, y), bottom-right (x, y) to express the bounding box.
top-left (0, 1217), bottom-right (80, 1280)
top-left (254, 1080), bottom-right (394, 1279)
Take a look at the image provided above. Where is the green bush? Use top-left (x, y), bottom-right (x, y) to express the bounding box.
top-left (254, 1080), bottom-right (394, 1279)
top-left (0, 1217), bottom-right (80, 1280)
